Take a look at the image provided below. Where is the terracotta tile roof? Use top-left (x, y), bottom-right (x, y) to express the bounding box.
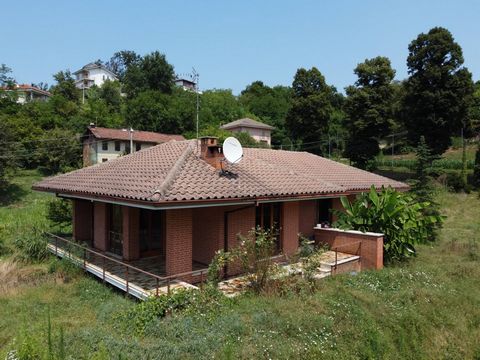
top-left (220, 118), bottom-right (275, 130)
top-left (87, 127), bottom-right (185, 143)
top-left (1, 84), bottom-right (51, 97)
top-left (33, 140), bottom-right (409, 205)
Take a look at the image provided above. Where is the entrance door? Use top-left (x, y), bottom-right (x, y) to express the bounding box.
top-left (109, 204), bottom-right (123, 256)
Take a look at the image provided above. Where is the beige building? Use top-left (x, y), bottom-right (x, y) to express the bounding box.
top-left (220, 118), bottom-right (274, 145)
top-left (82, 125), bottom-right (184, 167)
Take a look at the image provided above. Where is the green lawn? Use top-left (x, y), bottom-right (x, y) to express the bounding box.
top-left (383, 144), bottom-right (477, 161)
top-left (1, 171), bottom-right (480, 359)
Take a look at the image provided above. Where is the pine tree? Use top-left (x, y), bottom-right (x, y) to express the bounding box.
top-left (411, 136), bottom-right (442, 241)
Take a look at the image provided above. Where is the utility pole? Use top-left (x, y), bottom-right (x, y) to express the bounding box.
top-left (191, 68), bottom-right (200, 153)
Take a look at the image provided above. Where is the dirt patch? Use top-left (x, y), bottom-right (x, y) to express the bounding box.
top-left (0, 259), bottom-right (49, 296)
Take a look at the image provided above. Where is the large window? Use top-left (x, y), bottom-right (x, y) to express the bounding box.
top-left (114, 141), bottom-right (121, 151)
top-left (255, 203), bottom-right (282, 252)
top-left (139, 209), bottom-right (165, 257)
top-left (102, 141), bottom-right (108, 151)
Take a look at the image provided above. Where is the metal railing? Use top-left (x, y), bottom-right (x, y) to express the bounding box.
top-left (46, 233), bottom-right (208, 297)
top-left (332, 240), bottom-right (362, 272)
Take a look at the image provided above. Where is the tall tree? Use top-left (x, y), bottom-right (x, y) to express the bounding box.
top-left (123, 51), bottom-right (175, 97)
top-left (0, 64), bottom-right (14, 87)
top-left (107, 50), bottom-right (141, 80)
top-left (344, 56), bottom-right (396, 169)
top-left (285, 67), bottom-right (333, 154)
top-left (403, 27), bottom-right (474, 156)
top-left (239, 81), bottom-right (291, 145)
top-left (51, 70), bottom-right (81, 102)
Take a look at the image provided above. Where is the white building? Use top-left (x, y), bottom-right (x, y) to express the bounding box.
top-left (82, 124), bottom-right (185, 167)
top-left (220, 118), bottom-right (275, 145)
top-left (74, 63), bottom-right (118, 89)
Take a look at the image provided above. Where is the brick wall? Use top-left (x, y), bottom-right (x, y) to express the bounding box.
top-left (282, 201), bottom-right (300, 256)
top-left (298, 200), bottom-right (316, 238)
top-left (314, 228), bottom-right (383, 270)
top-left (93, 202), bottom-right (108, 251)
top-left (122, 206), bottom-right (140, 261)
top-left (192, 207), bottom-right (224, 265)
top-left (165, 208), bottom-right (193, 276)
top-left (226, 206), bottom-right (255, 275)
top-left (73, 199), bottom-right (93, 245)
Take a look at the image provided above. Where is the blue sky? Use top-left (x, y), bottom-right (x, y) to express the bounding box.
top-left (2, 0), bottom-right (479, 94)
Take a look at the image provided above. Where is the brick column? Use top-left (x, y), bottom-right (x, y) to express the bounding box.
top-left (93, 202), bottom-right (108, 252)
top-left (73, 199), bottom-right (93, 245)
top-left (165, 208), bottom-right (193, 276)
top-left (122, 206), bottom-right (140, 261)
top-left (227, 206), bottom-right (255, 276)
top-left (282, 201), bottom-right (300, 256)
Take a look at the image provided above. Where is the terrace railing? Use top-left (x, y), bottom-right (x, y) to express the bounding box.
top-left (332, 240), bottom-right (362, 272)
top-left (46, 233), bottom-right (208, 298)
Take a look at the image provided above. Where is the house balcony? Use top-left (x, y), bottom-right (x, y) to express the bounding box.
top-left (46, 233), bottom-right (208, 300)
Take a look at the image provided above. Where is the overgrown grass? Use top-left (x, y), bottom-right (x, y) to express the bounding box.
top-left (1, 170), bottom-right (480, 358)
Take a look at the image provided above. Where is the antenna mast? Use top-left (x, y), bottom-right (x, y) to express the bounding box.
top-left (192, 67), bottom-right (200, 153)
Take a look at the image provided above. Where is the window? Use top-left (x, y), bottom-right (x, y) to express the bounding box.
top-left (125, 144), bottom-right (131, 154)
top-left (114, 141), bottom-right (121, 151)
top-left (316, 199), bottom-right (333, 225)
top-left (102, 141), bottom-right (108, 151)
top-left (139, 209), bottom-right (165, 256)
top-left (102, 158), bottom-right (108, 163)
top-left (135, 143), bottom-right (142, 152)
top-left (255, 203), bottom-right (282, 252)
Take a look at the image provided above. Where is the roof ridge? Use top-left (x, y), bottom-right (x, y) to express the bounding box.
top-left (150, 142), bottom-right (195, 201)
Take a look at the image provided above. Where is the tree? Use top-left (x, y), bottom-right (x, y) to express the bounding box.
top-left (36, 128), bottom-right (81, 174)
top-left (411, 136), bottom-right (442, 241)
top-left (0, 117), bottom-right (18, 190)
top-left (123, 51), bottom-right (175, 97)
top-left (285, 67), bottom-right (333, 154)
top-left (239, 82), bottom-right (292, 146)
top-left (51, 70), bottom-right (81, 102)
top-left (403, 27), bottom-right (475, 156)
top-left (200, 89), bottom-right (245, 128)
top-left (344, 57), bottom-right (396, 169)
top-left (0, 64), bottom-right (14, 87)
top-left (107, 50), bottom-right (141, 81)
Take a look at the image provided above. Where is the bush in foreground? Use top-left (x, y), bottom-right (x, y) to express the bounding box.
top-left (334, 185), bottom-right (443, 262)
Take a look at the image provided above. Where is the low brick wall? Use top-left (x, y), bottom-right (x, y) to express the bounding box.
top-left (314, 228), bottom-right (384, 270)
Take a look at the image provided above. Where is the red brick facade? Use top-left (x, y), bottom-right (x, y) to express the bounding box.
top-left (165, 208), bottom-right (193, 276)
top-left (73, 200), bottom-right (93, 245)
top-left (298, 200), bottom-right (317, 238)
top-left (71, 194), bottom-right (376, 277)
top-left (314, 228), bottom-right (383, 270)
top-left (122, 206), bottom-right (140, 261)
top-left (282, 201), bottom-right (300, 256)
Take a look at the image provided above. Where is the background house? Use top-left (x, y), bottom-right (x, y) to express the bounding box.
top-left (220, 118), bottom-right (274, 145)
top-left (82, 124), bottom-right (185, 166)
top-left (74, 62), bottom-right (118, 89)
top-left (0, 84), bottom-right (51, 104)
top-left (175, 77), bottom-right (197, 91)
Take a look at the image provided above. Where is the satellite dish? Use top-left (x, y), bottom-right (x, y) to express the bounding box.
top-left (223, 137), bottom-right (243, 164)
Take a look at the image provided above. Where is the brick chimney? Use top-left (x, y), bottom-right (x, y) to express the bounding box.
top-left (199, 136), bottom-right (224, 170)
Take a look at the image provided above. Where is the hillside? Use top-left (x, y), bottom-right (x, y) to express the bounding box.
top-left (0, 171), bottom-right (479, 359)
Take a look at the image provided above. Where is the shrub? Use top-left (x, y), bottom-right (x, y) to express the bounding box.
top-left (14, 228), bottom-right (49, 262)
top-left (46, 198), bottom-right (72, 230)
top-left (445, 172), bottom-right (471, 193)
top-left (207, 227), bottom-right (280, 293)
top-left (473, 143), bottom-right (480, 188)
top-left (334, 185), bottom-right (443, 262)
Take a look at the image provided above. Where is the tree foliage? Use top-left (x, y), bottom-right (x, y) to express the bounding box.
top-left (403, 27), bottom-right (475, 155)
top-left (344, 56), bottom-right (396, 169)
top-left (285, 67), bottom-right (334, 154)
